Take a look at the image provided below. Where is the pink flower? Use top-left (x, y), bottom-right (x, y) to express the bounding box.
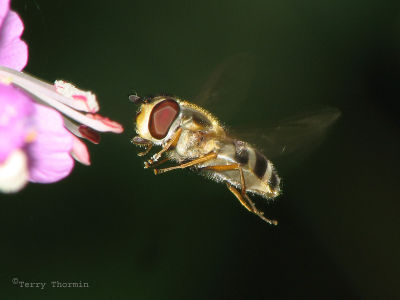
top-left (0, 1), bottom-right (123, 193)
top-left (0, 0), bottom-right (27, 70)
top-left (0, 84), bottom-right (32, 192)
top-left (26, 103), bottom-right (75, 183)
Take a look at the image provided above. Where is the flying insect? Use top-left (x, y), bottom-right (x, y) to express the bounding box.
top-left (130, 55), bottom-right (340, 225)
top-left (131, 94), bottom-right (280, 225)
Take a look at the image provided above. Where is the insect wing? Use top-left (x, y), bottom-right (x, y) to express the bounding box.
top-left (193, 52), bottom-right (256, 118)
top-left (230, 107), bottom-right (341, 160)
top-left (192, 53), bottom-right (341, 162)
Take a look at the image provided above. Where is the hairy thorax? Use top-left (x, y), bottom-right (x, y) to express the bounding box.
top-left (173, 129), bottom-right (221, 161)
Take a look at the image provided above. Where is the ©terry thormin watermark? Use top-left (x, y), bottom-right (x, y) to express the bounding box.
top-left (12, 278), bottom-right (89, 289)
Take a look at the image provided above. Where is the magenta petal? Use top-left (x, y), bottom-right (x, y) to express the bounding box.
top-left (0, 83), bottom-right (33, 162)
top-left (0, 10), bottom-right (28, 70)
top-left (27, 103), bottom-right (74, 183)
top-left (0, 0), bottom-right (10, 26)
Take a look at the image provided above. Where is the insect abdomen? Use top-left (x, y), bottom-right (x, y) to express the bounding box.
top-left (234, 140), bottom-right (281, 198)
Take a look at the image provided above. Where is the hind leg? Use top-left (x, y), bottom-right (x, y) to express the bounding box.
top-left (204, 164), bottom-right (278, 225)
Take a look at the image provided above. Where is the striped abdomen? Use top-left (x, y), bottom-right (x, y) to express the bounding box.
top-left (233, 140), bottom-right (281, 198)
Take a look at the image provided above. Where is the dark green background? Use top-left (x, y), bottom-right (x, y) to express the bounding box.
top-left (2, 0), bottom-right (400, 299)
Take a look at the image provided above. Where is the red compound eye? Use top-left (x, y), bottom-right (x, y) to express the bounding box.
top-left (149, 99), bottom-right (180, 139)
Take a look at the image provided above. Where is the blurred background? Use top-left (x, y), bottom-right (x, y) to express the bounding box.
top-left (2, 0), bottom-right (400, 299)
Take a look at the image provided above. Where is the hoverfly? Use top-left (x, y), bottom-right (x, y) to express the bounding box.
top-left (130, 54), bottom-right (340, 225)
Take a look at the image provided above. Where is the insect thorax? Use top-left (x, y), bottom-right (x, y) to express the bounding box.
top-left (172, 128), bottom-right (222, 162)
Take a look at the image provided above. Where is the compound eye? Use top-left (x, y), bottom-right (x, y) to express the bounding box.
top-left (149, 99), bottom-right (180, 139)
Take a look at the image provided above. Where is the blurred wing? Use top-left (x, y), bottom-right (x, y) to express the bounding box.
top-left (193, 52), bottom-right (256, 117)
top-left (230, 107), bottom-right (341, 160)
top-left (192, 54), bottom-right (341, 163)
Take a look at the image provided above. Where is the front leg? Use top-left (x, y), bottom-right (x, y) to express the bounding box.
top-left (131, 136), bottom-right (153, 157)
top-left (145, 127), bottom-right (182, 167)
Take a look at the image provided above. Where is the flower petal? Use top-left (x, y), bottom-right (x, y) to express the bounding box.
top-left (0, 0), bottom-right (10, 27)
top-left (0, 10), bottom-right (28, 71)
top-left (0, 149), bottom-right (29, 193)
top-left (85, 113), bottom-right (124, 133)
top-left (71, 135), bottom-right (91, 166)
top-left (0, 66), bottom-right (124, 134)
top-left (0, 83), bottom-right (33, 162)
top-left (27, 103), bottom-right (74, 183)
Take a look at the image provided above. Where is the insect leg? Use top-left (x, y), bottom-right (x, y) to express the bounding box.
top-left (146, 127), bottom-right (182, 166)
top-left (226, 183), bottom-right (253, 212)
top-left (131, 136), bottom-right (153, 157)
top-left (243, 193), bottom-right (278, 225)
top-left (237, 167), bottom-right (277, 225)
top-left (205, 164), bottom-right (278, 225)
top-left (203, 164), bottom-right (247, 196)
top-left (226, 183), bottom-right (278, 226)
top-left (144, 157), bottom-right (170, 169)
top-left (138, 144), bottom-right (153, 157)
top-left (153, 152), bottom-right (218, 175)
